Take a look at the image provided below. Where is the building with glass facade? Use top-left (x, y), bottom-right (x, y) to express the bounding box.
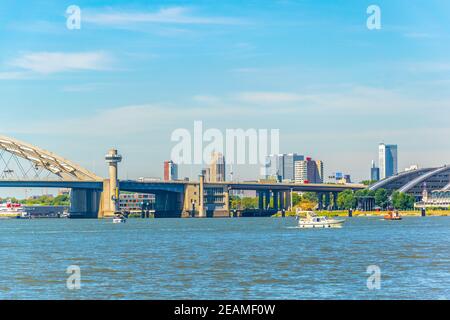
top-left (294, 157), bottom-right (324, 184)
top-left (371, 160), bottom-right (380, 181)
top-left (379, 143), bottom-right (398, 179)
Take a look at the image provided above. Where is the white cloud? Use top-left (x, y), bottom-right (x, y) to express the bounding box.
top-left (84, 7), bottom-right (243, 26)
top-left (0, 71), bottom-right (29, 80)
top-left (407, 62), bottom-right (450, 73)
top-left (235, 92), bottom-right (311, 104)
top-left (10, 51), bottom-right (112, 74)
top-left (403, 32), bottom-right (437, 39)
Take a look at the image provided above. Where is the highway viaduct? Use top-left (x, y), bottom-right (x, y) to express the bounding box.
top-left (0, 179), bottom-right (364, 218)
top-left (0, 135), bottom-right (365, 218)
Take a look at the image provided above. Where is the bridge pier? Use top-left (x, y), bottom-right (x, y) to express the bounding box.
top-left (332, 192), bottom-right (339, 210)
top-left (273, 191), bottom-right (279, 211)
top-left (279, 191), bottom-right (285, 211)
top-left (265, 191), bottom-right (271, 210)
top-left (317, 192), bottom-right (324, 210)
top-left (70, 188), bottom-right (101, 218)
top-left (325, 193), bottom-right (331, 210)
top-left (258, 191), bottom-right (264, 211)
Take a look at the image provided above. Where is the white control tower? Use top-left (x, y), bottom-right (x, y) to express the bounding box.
top-left (105, 149), bottom-right (122, 212)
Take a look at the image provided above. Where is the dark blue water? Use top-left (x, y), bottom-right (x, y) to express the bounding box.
top-left (0, 217), bottom-right (449, 300)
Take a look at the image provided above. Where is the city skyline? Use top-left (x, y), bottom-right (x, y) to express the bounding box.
top-left (1, 1), bottom-right (449, 183)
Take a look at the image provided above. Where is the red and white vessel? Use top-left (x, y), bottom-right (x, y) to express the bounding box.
top-left (0, 201), bottom-right (29, 218)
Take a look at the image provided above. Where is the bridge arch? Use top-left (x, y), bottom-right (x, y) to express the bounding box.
top-left (0, 135), bottom-right (101, 181)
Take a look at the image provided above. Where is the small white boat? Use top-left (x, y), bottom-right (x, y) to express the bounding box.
top-left (297, 211), bottom-right (345, 229)
top-left (113, 214), bottom-right (127, 224)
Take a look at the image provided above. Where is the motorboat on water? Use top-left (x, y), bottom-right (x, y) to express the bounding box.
top-left (113, 213), bottom-right (127, 224)
top-left (384, 210), bottom-right (402, 221)
top-left (297, 211), bottom-right (345, 229)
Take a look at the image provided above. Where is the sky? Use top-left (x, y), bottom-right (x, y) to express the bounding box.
top-left (1, 0), bottom-right (450, 188)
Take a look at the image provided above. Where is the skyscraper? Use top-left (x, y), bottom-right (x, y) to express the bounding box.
top-left (264, 154), bottom-right (285, 181)
top-left (371, 160), bottom-right (380, 181)
top-left (164, 160), bottom-right (178, 181)
top-left (264, 153), bottom-right (304, 181)
top-left (294, 157), bottom-right (324, 184)
top-left (209, 152), bottom-right (226, 182)
top-left (379, 143), bottom-right (398, 179)
top-left (283, 153), bottom-right (304, 181)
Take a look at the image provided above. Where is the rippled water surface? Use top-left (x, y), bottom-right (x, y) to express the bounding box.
top-left (0, 217), bottom-right (449, 299)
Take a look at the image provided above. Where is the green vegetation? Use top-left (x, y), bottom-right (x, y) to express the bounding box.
top-left (337, 190), bottom-right (357, 209)
top-left (335, 188), bottom-right (412, 210)
top-left (230, 196), bottom-right (258, 210)
top-left (374, 189), bottom-right (389, 209)
top-left (0, 195), bottom-right (70, 206)
top-left (230, 192), bottom-right (319, 211)
top-left (360, 180), bottom-right (378, 186)
top-left (391, 191), bottom-right (415, 210)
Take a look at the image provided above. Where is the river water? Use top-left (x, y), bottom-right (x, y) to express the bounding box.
top-left (0, 217), bottom-right (449, 300)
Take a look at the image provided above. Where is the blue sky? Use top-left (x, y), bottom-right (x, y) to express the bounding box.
top-left (1, 0), bottom-right (450, 185)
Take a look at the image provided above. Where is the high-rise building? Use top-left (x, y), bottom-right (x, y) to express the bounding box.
top-left (209, 152), bottom-right (226, 182)
top-left (201, 168), bottom-right (211, 182)
top-left (379, 143), bottom-right (398, 179)
top-left (283, 153), bottom-right (304, 181)
top-left (264, 154), bottom-right (285, 181)
top-left (371, 160), bottom-right (380, 181)
top-left (315, 160), bottom-right (324, 183)
top-left (164, 160), bottom-right (178, 181)
top-left (294, 157), bottom-right (324, 184)
top-left (264, 153), bottom-right (304, 182)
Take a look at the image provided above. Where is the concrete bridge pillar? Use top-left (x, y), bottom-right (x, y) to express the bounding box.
top-left (332, 192), bottom-right (339, 210)
top-left (70, 188), bottom-right (101, 218)
top-left (258, 191), bottom-right (264, 210)
top-left (279, 191), bottom-right (285, 210)
top-left (198, 174), bottom-right (206, 218)
top-left (273, 192), bottom-right (279, 211)
top-left (264, 191), bottom-right (271, 210)
top-left (317, 192), bottom-right (324, 210)
top-left (325, 193), bottom-right (331, 210)
top-left (287, 189), bottom-right (293, 211)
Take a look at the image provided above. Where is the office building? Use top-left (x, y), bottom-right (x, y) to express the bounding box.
top-left (209, 152), bottom-right (226, 182)
top-left (371, 160), bottom-right (380, 181)
top-left (283, 153), bottom-right (304, 181)
top-left (329, 171), bottom-right (351, 184)
top-left (264, 154), bottom-right (284, 181)
top-left (264, 153), bottom-right (304, 182)
top-left (164, 160), bottom-right (178, 181)
top-left (201, 168), bottom-right (211, 182)
top-left (294, 157), bottom-right (324, 184)
top-left (379, 143), bottom-right (398, 179)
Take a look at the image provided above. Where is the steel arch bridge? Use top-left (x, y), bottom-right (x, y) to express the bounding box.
top-left (0, 135), bottom-right (101, 182)
top-left (0, 135), bottom-right (106, 218)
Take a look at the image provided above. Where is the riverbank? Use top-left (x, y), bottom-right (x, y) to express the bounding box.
top-left (273, 209), bottom-right (449, 217)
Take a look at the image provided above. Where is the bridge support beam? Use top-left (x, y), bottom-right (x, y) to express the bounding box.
top-left (258, 191), bottom-right (264, 211)
top-left (332, 192), bottom-right (339, 210)
top-left (70, 188), bottom-right (101, 218)
top-left (265, 191), bottom-right (271, 210)
top-left (273, 192), bottom-right (279, 211)
top-left (317, 192), bottom-right (324, 210)
top-left (325, 193), bottom-right (331, 210)
top-left (198, 174), bottom-right (206, 218)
